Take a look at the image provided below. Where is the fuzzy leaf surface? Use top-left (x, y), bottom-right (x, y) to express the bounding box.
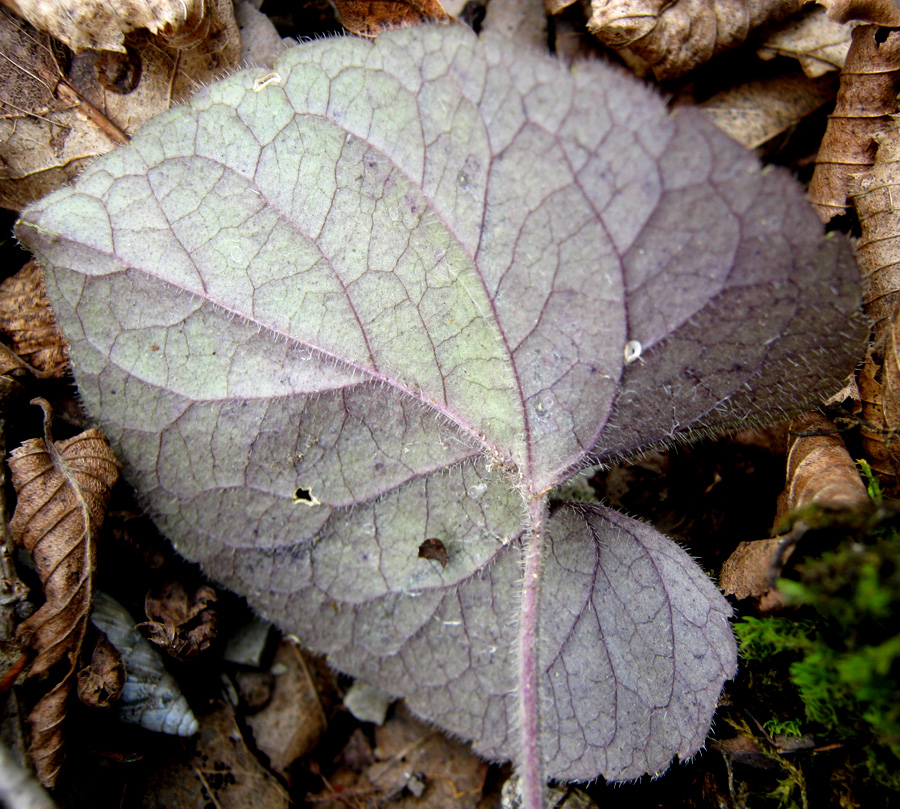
top-left (17, 25), bottom-right (861, 791)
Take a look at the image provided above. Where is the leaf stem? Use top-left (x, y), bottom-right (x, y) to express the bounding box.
top-left (518, 495), bottom-right (547, 809)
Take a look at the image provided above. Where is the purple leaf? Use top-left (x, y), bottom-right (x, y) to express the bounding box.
top-left (17, 24), bottom-right (861, 807)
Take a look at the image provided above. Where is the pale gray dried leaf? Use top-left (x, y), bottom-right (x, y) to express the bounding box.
top-left (17, 25), bottom-right (861, 806)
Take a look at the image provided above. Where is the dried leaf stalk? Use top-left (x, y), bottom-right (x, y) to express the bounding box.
top-left (9, 401), bottom-right (118, 785)
top-left (809, 25), bottom-right (900, 223)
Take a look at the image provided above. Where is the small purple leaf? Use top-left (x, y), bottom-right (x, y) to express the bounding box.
top-left (17, 24), bottom-right (861, 807)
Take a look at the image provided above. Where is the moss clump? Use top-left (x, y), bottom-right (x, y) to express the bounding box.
top-left (734, 486), bottom-right (900, 792)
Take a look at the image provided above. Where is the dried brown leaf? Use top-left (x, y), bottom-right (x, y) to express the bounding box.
top-left (858, 344), bottom-right (896, 488)
top-left (850, 119), bottom-right (900, 337)
top-left (2, 0), bottom-right (210, 53)
top-left (0, 2), bottom-right (240, 210)
top-left (332, 0), bottom-right (449, 37)
top-left (140, 580), bottom-right (217, 661)
top-left (586, 0), bottom-right (808, 81)
top-left (244, 640), bottom-right (330, 777)
top-left (757, 5), bottom-right (852, 76)
top-left (9, 401), bottom-right (118, 785)
top-left (699, 71), bottom-right (837, 150)
top-left (76, 629), bottom-right (124, 708)
top-left (809, 24), bottom-right (900, 223)
top-left (818, 0), bottom-right (900, 25)
top-left (0, 260), bottom-right (68, 378)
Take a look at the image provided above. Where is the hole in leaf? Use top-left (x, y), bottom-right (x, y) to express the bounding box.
top-left (292, 487), bottom-right (320, 506)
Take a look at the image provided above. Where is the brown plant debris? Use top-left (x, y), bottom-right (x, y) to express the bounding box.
top-left (3, 0), bottom-right (215, 53)
top-left (0, 260), bottom-right (68, 378)
top-left (756, 5), bottom-right (851, 77)
top-left (76, 628), bottom-right (124, 708)
top-left (332, 0), bottom-right (449, 37)
top-left (721, 412), bottom-right (868, 603)
top-left (809, 24), bottom-right (900, 224)
top-left (0, 1), bottom-right (240, 210)
top-left (859, 317), bottom-right (900, 495)
top-left (584, 0), bottom-right (808, 81)
top-left (818, 0), bottom-right (900, 25)
top-left (9, 400), bottom-right (119, 785)
top-left (140, 580), bottom-right (217, 661)
top-left (850, 118), bottom-right (900, 340)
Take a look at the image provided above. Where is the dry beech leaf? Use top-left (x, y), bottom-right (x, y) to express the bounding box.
top-left (76, 628), bottom-right (125, 708)
top-left (849, 119), bottom-right (900, 338)
top-left (8, 400), bottom-right (119, 785)
top-left (858, 317), bottom-right (900, 494)
top-left (2, 0), bottom-right (214, 53)
top-left (817, 0), bottom-right (900, 25)
top-left (721, 412), bottom-right (868, 603)
top-left (585, 0), bottom-right (808, 81)
top-left (332, 0), bottom-right (449, 37)
top-left (140, 580), bottom-right (217, 661)
top-left (0, 260), bottom-right (68, 377)
top-left (699, 71), bottom-right (838, 150)
top-left (756, 5), bottom-right (852, 77)
top-left (808, 24), bottom-right (900, 224)
top-left (17, 26), bottom-right (863, 805)
top-left (0, 2), bottom-right (240, 210)
top-left (244, 640), bottom-right (330, 777)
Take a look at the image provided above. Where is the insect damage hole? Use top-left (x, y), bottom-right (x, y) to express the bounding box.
top-left (292, 487), bottom-right (321, 507)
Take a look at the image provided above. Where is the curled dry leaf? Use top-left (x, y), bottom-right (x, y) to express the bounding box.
top-left (585, 0), bottom-right (808, 81)
top-left (809, 24), bottom-right (900, 224)
top-left (8, 401), bottom-right (118, 785)
top-left (17, 26), bottom-right (863, 805)
top-left (76, 628), bottom-right (125, 708)
top-left (850, 119), bottom-right (900, 339)
top-left (756, 5), bottom-right (852, 77)
top-left (818, 0), bottom-right (900, 25)
top-left (0, 2), bottom-right (240, 210)
top-left (141, 580), bottom-right (217, 661)
top-left (332, 0), bottom-right (449, 37)
top-left (720, 412), bottom-right (868, 603)
top-left (0, 260), bottom-right (68, 378)
top-left (91, 591), bottom-right (198, 736)
top-left (858, 320), bottom-right (900, 495)
top-left (3, 0), bottom-right (212, 53)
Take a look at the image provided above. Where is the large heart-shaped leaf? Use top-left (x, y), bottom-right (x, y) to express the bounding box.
top-left (17, 24), bottom-right (861, 806)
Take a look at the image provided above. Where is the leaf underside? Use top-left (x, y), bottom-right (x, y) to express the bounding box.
top-left (18, 24), bottom-right (861, 789)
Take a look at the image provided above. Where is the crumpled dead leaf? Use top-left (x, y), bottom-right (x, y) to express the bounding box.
top-left (76, 628), bottom-right (124, 708)
top-left (0, 260), bottom-right (68, 378)
top-left (817, 0), bottom-right (900, 25)
top-left (757, 4), bottom-right (852, 76)
top-left (699, 71), bottom-right (837, 150)
top-left (720, 412), bottom-right (868, 604)
top-left (140, 580), bottom-right (217, 661)
top-left (332, 0), bottom-right (449, 37)
top-left (243, 639), bottom-right (331, 778)
top-left (0, 1), bottom-right (240, 210)
top-left (809, 24), bottom-right (900, 223)
top-left (3, 0), bottom-right (212, 53)
top-left (585, 0), bottom-right (808, 80)
top-left (8, 399), bottom-right (118, 786)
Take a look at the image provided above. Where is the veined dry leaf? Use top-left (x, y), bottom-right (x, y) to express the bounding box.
top-left (76, 628), bottom-right (125, 708)
top-left (17, 26), bottom-right (862, 805)
top-left (8, 401), bottom-right (118, 785)
top-left (720, 412), bottom-right (868, 603)
top-left (0, 2), bottom-right (240, 210)
top-left (757, 5), bottom-right (852, 76)
top-left (332, 0), bottom-right (449, 37)
top-left (2, 0), bottom-right (212, 53)
top-left (0, 261), bottom-right (68, 378)
top-left (586, 0), bottom-right (808, 81)
top-left (809, 24), bottom-right (900, 224)
top-left (858, 344), bottom-right (897, 490)
top-left (699, 71), bottom-right (838, 150)
top-left (817, 0), bottom-right (900, 25)
top-left (141, 580), bottom-right (217, 661)
top-left (849, 119), bottom-right (900, 338)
